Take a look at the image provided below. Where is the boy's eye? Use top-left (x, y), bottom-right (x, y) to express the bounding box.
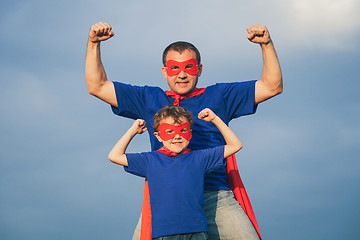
top-left (185, 64), bottom-right (194, 69)
top-left (170, 66), bottom-right (179, 70)
top-left (165, 129), bottom-right (174, 134)
top-left (181, 128), bottom-right (188, 133)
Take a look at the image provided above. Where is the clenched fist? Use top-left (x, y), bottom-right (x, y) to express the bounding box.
top-left (198, 108), bottom-right (216, 122)
top-left (89, 22), bottom-right (114, 43)
top-left (247, 24), bottom-right (271, 45)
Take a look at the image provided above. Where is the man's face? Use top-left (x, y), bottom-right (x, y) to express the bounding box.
top-left (154, 116), bottom-right (191, 154)
top-left (162, 49), bottom-right (203, 96)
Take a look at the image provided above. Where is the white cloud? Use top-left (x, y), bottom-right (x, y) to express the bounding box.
top-left (281, 0), bottom-right (360, 50)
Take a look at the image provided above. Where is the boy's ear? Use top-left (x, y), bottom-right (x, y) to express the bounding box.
top-left (154, 132), bottom-right (163, 142)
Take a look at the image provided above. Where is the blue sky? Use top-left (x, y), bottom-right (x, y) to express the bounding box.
top-left (1, 0), bottom-right (359, 239)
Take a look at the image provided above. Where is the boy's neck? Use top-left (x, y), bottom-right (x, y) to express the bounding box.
top-left (157, 146), bottom-right (191, 157)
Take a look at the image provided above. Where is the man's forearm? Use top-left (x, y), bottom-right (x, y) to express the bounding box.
top-left (261, 41), bottom-right (283, 94)
top-left (85, 40), bottom-right (108, 95)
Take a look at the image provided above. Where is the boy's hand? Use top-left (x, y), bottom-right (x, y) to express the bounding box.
top-left (89, 22), bottom-right (115, 43)
top-left (198, 108), bottom-right (216, 122)
top-left (131, 119), bottom-right (147, 134)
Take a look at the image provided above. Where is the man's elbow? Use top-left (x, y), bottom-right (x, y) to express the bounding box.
top-left (86, 81), bottom-right (107, 98)
top-left (87, 86), bottom-right (99, 96)
top-left (275, 83), bottom-right (283, 95)
top-left (270, 78), bottom-right (283, 97)
top-left (277, 77), bottom-right (284, 93)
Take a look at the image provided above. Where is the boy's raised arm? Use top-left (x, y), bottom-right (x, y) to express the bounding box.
top-left (198, 108), bottom-right (242, 158)
top-left (108, 119), bottom-right (147, 166)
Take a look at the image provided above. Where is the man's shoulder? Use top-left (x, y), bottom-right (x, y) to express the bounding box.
top-left (113, 81), bottom-right (164, 91)
top-left (202, 81), bottom-right (257, 98)
top-left (206, 80), bottom-right (257, 89)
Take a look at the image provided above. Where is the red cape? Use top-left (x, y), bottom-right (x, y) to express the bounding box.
top-left (140, 155), bottom-right (262, 240)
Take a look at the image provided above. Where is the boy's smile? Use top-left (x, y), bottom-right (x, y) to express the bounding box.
top-left (155, 116), bottom-right (191, 154)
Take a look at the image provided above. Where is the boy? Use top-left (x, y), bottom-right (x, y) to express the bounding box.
top-left (108, 105), bottom-right (242, 239)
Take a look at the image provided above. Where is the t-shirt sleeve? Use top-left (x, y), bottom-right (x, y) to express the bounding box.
top-left (110, 82), bottom-right (146, 119)
top-left (218, 81), bottom-right (257, 119)
top-left (123, 152), bottom-right (151, 178)
top-left (200, 146), bottom-right (226, 173)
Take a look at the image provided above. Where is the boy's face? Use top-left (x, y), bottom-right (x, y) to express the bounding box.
top-left (162, 49), bottom-right (203, 96)
top-left (155, 116), bottom-right (191, 153)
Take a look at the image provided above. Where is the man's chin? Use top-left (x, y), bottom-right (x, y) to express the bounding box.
top-left (174, 87), bottom-right (195, 96)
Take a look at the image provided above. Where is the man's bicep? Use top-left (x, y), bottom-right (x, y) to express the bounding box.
top-left (255, 79), bottom-right (282, 104)
top-left (254, 80), bottom-right (274, 104)
top-left (95, 80), bottom-right (118, 107)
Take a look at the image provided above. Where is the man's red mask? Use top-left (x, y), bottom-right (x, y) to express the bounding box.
top-left (166, 58), bottom-right (199, 76)
top-left (158, 122), bottom-right (192, 141)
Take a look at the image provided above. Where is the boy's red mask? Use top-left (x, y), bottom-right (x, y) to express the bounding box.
top-left (166, 58), bottom-right (199, 76)
top-left (158, 122), bottom-right (192, 141)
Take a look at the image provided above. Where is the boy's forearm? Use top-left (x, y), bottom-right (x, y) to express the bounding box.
top-left (211, 116), bottom-right (242, 157)
top-left (108, 127), bottom-right (138, 166)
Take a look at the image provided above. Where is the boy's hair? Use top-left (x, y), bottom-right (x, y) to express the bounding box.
top-left (153, 105), bottom-right (193, 132)
top-left (162, 41), bottom-right (201, 66)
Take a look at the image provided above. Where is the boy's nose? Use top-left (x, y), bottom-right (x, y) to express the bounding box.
top-left (173, 134), bottom-right (182, 139)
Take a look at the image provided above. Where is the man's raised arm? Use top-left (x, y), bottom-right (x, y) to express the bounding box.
top-left (247, 25), bottom-right (283, 104)
top-left (85, 22), bottom-right (117, 107)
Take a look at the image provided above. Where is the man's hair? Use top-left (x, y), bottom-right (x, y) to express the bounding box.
top-left (162, 41), bottom-right (201, 66)
top-left (153, 105), bottom-right (193, 132)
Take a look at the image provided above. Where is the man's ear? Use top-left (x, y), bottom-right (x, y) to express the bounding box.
top-left (154, 132), bottom-right (163, 142)
top-left (197, 64), bottom-right (203, 77)
top-left (161, 66), bottom-right (168, 79)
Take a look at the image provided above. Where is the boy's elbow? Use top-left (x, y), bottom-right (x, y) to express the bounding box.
top-left (236, 143), bottom-right (243, 153)
top-left (108, 153), bottom-right (116, 163)
top-left (108, 153), bottom-right (127, 166)
top-left (231, 143), bottom-right (242, 155)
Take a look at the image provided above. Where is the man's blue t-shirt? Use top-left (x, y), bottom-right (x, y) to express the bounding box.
top-left (112, 81), bottom-right (257, 190)
top-left (125, 146), bottom-right (224, 238)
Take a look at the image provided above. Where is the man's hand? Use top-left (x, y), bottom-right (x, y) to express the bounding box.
top-left (247, 24), bottom-right (271, 45)
top-left (131, 119), bottom-right (148, 134)
top-left (89, 22), bottom-right (114, 43)
top-left (198, 108), bottom-right (216, 122)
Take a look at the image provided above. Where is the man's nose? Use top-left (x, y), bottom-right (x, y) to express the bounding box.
top-left (178, 70), bottom-right (187, 78)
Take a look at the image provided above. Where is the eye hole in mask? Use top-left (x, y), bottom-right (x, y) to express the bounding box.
top-left (158, 122), bottom-right (192, 141)
top-left (166, 58), bottom-right (199, 76)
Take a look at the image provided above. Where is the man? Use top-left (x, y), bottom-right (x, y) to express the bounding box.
top-left (85, 22), bottom-right (282, 240)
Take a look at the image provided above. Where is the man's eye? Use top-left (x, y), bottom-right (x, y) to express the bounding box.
top-left (171, 66), bottom-right (179, 70)
top-left (185, 64), bottom-right (194, 69)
